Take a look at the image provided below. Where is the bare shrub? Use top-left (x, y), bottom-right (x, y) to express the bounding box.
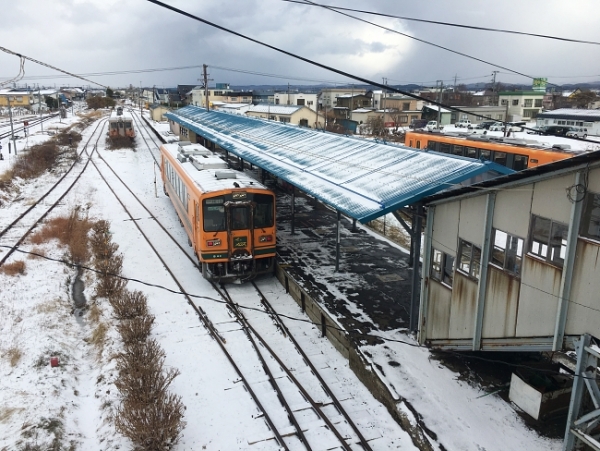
top-left (55, 131), bottom-right (82, 147)
top-left (90, 220), bottom-right (111, 256)
top-left (30, 209), bottom-right (93, 264)
top-left (94, 254), bottom-right (126, 299)
top-left (111, 290), bottom-right (149, 320)
top-left (115, 340), bottom-right (178, 404)
top-left (11, 142), bottom-right (61, 180)
top-left (0, 260), bottom-right (26, 276)
top-left (115, 392), bottom-right (185, 450)
top-left (117, 316), bottom-right (155, 345)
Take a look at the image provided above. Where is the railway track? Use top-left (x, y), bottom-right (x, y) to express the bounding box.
top-left (0, 113), bottom-right (59, 140)
top-left (0, 118), bottom-right (107, 267)
top-left (87, 116), bottom-right (399, 449)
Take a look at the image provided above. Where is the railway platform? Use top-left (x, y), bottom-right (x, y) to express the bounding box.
top-left (274, 187), bottom-right (412, 342)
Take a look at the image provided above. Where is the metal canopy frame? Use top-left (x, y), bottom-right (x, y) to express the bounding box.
top-left (564, 334), bottom-right (600, 451)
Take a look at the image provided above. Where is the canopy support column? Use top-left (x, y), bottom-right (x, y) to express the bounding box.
top-left (409, 204), bottom-right (423, 333)
top-left (335, 210), bottom-right (341, 272)
top-left (291, 187), bottom-right (296, 235)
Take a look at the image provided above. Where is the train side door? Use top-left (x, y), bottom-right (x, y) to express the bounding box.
top-left (193, 201), bottom-right (200, 251)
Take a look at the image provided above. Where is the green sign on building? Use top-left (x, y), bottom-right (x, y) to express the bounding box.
top-left (532, 78), bottom-right (547, 92)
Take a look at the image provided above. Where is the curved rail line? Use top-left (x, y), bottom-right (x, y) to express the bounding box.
top-left (0, 119), bottom-right (107, 268)
top-left (0, 113), bottom-right (59, 140)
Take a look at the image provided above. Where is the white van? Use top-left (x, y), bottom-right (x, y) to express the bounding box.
top-left (426, 120), bottom-right (439, 131)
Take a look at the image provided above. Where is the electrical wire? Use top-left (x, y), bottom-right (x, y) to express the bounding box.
top-left (295, 0), bottom-right (558, 88)
top-left (0, 56), bottom-right (25, 87)
top-left (0, 45), bottom-right (106, 88)
top-left (144, 0), bottom-right (592, 144)
top-left (281, 0), bottom-right (600, 46)
top-left (0, 243), bottom-right (597, 380)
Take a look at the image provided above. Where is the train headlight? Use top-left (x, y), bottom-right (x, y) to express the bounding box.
top-left (259, 235), bottom-right (273, 243)
top-left (207, 239), bottom-right (221, 247)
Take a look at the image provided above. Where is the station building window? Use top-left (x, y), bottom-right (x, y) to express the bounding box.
top-left (490, 229), bottom-right (524, 276)
top-left (458, 239), bottom-right (481, 280)
top-left (431, 249), bottom-right (455, 288)
top-left (580, 192), bottom-right (600, 241)
top-left (528, 215), bottom-right (568, 267)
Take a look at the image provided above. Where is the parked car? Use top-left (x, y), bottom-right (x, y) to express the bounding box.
top-left (455, 120), bottom-right (472, 128)
top-left (488, 122), bottom-right (505, 132)
top-left (426, 120), bottom-right (439, 131)
top-left (566, 127), bottom-right (588, 138)
top-left (527, 126), bottom-right (545, 135)
top-left (540, 125), bottom-right (571, 137)
top-left (475, 120), bottom-right (497, 130)
top-left (409, 119), bottom-right (428, 129)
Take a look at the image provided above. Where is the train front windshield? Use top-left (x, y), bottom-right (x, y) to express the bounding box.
top-left (203, 194), bottom-right (274, 232)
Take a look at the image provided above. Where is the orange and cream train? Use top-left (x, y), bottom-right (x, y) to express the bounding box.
top-left (405, 131), bottom-right (576, 170)
top-left (108, 107), bottom-right (135, 139)
top-left (160, 142), bottom-right (276, 283)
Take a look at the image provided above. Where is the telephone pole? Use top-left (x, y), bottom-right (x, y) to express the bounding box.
top-left (7, 95), bottom-right (16, 155)
top-left (203, 64), bottom-right (210, 111)
top-left (436, 80), bottom-right (444, 128)
top-left (491, 71), bottom-right (499, 106)
top-left (382, 77), bottom-right (387, 128)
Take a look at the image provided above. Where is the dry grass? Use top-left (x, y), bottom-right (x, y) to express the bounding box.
top-left (117, 316), bottom-right (155, 345)
top-left (0, 407), bottom-right (24, 423)
top-left (90, 322), bottom-right (108, 353)
top-left (367, 219), bottom-right (411, 248)
top-left (0, 260), bottom-right (26, 276)
top-left (28, 246), bottom-right (46, 260)
top-left (111, 290), bottom-right (149, 320)
top-left (35, 298), bottom-right (63, 315)
top-left (88, 303), bottom-right (102, 324)
top-left (4, 346), bottom-right (23, 367)
top-left (30, 209), bottom-right (94, 264)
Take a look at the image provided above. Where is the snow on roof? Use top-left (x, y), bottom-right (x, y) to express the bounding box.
top-left (537, 108), bottom-right (600, 121)
top-left (423, 104), bottom-right (452, 113)
top-left (167, 106), bottom-right (513, 223)
top-left (247, 104), bottom-right (303, 115)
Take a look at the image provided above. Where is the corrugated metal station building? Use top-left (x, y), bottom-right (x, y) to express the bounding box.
top-left (166, 106), bottom-right (513, 224)
top-left (419, 149), bottom-right (600, 352)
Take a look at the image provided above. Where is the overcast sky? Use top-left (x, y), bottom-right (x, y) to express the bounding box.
top-left (1, 0), bottom-right (599, 91)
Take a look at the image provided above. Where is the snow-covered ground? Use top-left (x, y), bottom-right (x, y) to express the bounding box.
top-left (0, 113), bottom-right (563, 450)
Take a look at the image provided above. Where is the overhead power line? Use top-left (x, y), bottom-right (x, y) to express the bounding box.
top-left (295, 0), bottom-right (558, 88)
top-left (282, 0), bottom-right (600, 46)
top-left (143, 0), bottom-right (516, 126)
top-left (0, 45), bottom-right (106, 88)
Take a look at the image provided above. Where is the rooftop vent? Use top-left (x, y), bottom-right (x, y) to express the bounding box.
top-left (215, 170), bottom-right (237, 180)
top-left (190, 155), bottom-right (228, 171)
top-left (177, 153), bottom-right (188, 163)
top-left (552, 144), bottom-right (572, 151)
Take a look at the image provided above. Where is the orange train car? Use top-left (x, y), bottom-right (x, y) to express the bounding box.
top-left (404, 131), bottom-right (576, 170)
top-left (108, 107), bottom-right (135, 139)
top-left (160, 142), bottom-right (276, 283)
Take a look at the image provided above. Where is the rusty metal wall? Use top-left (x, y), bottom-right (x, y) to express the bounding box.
top-left (530, 173), bottom-right (574, 224)
top-left (431, 201), bottom-right (459, 256)
top-left (567, 240), bottom-right (600, 336)
top-left (482, 266), bottom-right (519, 338)
top-left (493, 184), bottom-right (533, 236)
top-left (426, 281), bottom-right (452, 339)
top-left (448, 272), bottom-right (478, 339)
top-left (457, 195), bottom-right (486, 245)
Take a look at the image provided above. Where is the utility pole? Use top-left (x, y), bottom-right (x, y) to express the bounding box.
top-left (203, 64), bottom-right (210, 111)
top-left (38, 86), bottom-right (43, 134)
top-left (287, 83), bottom-right (290, 105)
top-left (491, 71), bottom-right (499, 106)
top-left (454, 74), bottom-right (458, 91)
top-left (382, 77), bottom-right (387, 129)
top-left (7, 95), bottom-right (16, 155)
top-left (436, 80), bottom-right (444, 128)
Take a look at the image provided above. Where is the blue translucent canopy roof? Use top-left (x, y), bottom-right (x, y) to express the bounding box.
top-left (166, 106), bottom-right (513, 223)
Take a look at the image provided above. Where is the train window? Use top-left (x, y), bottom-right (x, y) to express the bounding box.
top-left (254, 194), bottom-right (274, 228)
top-left (440, 143), bottom-right (451, 154)
top-left (513, 155), bottom-right (528, 171)
top-left (124, 122), bottom-right (132, 128)
top-left (203, 197), bottom-right (226, 232)
top-left (465, 147), bottom-right (478, 159)
top-left (416, 141), bottom-right (421, 149)
top-left (480, 149), bottom-right (491, 161)
top-left (111, 123), bottom-right (118, 130)
top-left (427, 141), bottom-right (436, 151)
top-left (493, 152), bottom-right (507, 167)
top-left (231, 206), bottom-right (249, 230)
top-left (452, 145), bottom-right (464, 156)
top-left (409, 140), bottom-right (413, 147)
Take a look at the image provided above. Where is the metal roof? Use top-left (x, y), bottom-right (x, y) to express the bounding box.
top-left (166, 106), bottom-right (513, 223)
top-left (537, 108), bottom-right (600, 122)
